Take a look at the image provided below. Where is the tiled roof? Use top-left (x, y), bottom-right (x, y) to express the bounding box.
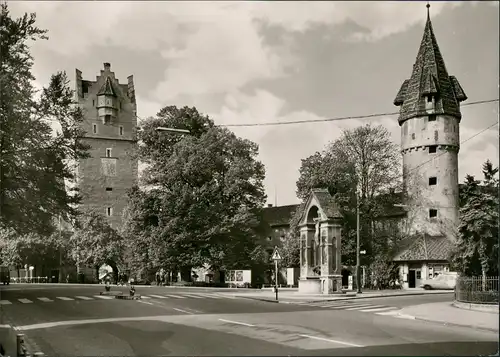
top-left (393, 234), bottom-right (452, 262)
top-left (97, 77), bottom-right (117, 97)
top-left (262, 204), bottom-right (299, 226)
top-left (311, 188), bottom-right (342, 219)
top-left (393, 9), bottom-right (467, 125)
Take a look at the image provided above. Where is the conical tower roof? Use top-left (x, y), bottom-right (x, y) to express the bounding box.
top-left (97, 77), bottom-right (117, 97)
top-left (394, 4), bottom-right (467, 125)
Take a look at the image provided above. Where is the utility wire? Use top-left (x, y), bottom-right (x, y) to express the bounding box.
top-left (219, 99), bottom-right (499, 128)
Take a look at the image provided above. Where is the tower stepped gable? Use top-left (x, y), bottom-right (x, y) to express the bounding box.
top-left (394, 7), bottom-right (467, 125)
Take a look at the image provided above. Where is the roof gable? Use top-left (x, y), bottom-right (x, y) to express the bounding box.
top-left (298, 188), bottom-right (342, 225)
top-left (97, 77), bottom-right (117, 97)
top-left (393, 234), bottom-right (453, 262)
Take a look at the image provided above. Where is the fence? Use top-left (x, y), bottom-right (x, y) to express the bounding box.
top-left (455, 276), bottom-right (499, 305)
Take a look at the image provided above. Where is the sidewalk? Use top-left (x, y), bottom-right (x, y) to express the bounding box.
top-left (220, 288), bottom-right (454, 303)
top-left (398, 301), bottom-right (499, 332)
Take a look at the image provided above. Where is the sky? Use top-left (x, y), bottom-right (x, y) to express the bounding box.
top-left (9, 1), bottom-right (499, 206)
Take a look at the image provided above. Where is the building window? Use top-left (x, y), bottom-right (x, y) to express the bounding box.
top-left (104, 115), bottom-right (111, 124)
top-left (434, 130), bottom-right (438, 141)
top-left (428, 114), bottom-right (436, 122)
top-left (428, 145), bottom-right (437, 153)
top-left (106, 207), bottom-right (113, 216)
top-left (416, 271), bottom-right (421, 279)
top-left (429, 209), bottom-right (438, 218)
top-left (411, 133), bottom-right (415, 140)
top-left (429, 177), bottom-right (437, 186)
top-left (106, 148), bottom-right (112, 158)
top-left (119, 126), bottom-right (123, 136)
top-left (93, 124), bottom-right (97, 134)
top-left (106, 187), bottom-right (113, 191)
top-left (426, 96), bottom-right (432, 103)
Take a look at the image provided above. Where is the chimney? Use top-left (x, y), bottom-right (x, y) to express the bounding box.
top-left (104, 62), bottom-right (111, 71)
top-left (267, 204), bottom-right (273, 207)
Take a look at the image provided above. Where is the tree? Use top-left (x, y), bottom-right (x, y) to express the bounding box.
top-left (70, 212), bottom-right (124, 282)
top-left (123, 111), bottom-right (267, 281)
top-left (294, 123), bottom-right (401, 266)
top-left (450, 160), bottom-right (499, 278)
top-left (0, 4), bottom-right (89, 235)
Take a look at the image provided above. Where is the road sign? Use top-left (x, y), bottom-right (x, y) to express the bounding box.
top-left (271, 246), bottom-right (282, 261)
top-left (360, 250), bottom-right (366, 255)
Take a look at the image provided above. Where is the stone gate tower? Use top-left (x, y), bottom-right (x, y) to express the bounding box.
top-left (393, 5), bottom-right (467, 238)
top-left (75, 63), bottom-right (138, 229)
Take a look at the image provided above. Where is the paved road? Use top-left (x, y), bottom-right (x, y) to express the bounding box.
top-left (0, 285), bottom-right (497, 356)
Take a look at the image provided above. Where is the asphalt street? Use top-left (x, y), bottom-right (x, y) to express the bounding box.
top-left (0, 285), bottom-right (497, 356)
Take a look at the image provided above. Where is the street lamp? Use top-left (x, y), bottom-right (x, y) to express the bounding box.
top-left (356, 191), bottom-right (362, 294)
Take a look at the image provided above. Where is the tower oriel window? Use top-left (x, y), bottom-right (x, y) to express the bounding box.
top-left (429, 209), bottom-right (438, 218)
top-left (428, 114), bottom-right (436, 122)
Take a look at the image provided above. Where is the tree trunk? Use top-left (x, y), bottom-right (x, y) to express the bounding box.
top-left (95, 265), bottom-right (99, 283)
top-left (482, 269), bottom-right (487, 291)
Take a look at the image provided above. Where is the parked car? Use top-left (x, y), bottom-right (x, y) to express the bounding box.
top-left (0, 266), bottom-right (10, 285)
top-left (420, 272), bottom-right (458, 290)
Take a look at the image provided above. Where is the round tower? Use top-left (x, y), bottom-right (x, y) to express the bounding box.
top-left (393, 4), bottom-right (467, 238)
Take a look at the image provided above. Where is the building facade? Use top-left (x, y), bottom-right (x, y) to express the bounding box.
top-left (74, 63), bottom-right (138, 229)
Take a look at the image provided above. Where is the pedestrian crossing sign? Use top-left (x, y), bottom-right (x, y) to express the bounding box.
top-left (271, 246), bottom-right (282, 261)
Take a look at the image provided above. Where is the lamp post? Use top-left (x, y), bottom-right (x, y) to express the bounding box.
top-left (356, 191), bottom-right (362, 294)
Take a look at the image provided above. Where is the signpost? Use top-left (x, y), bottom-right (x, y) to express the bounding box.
top-left (271, 246), bottom-right (282, 301)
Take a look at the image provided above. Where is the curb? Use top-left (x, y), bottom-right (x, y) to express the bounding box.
top-left (452, 300), bottom-right (499, 314)
top-left (115, 295), bottom-right (141, 300)
top-left (235, 291), bottom-right (453, 304)
top-left (410, 315), bottom-right (499, 333)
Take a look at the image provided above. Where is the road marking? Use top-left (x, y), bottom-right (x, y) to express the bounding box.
top-left (56, 297), bottom-right (74, 301)
top-left (163, 294), bottom-right (186, 299)
top-left (141, 296), bottom-right (151, 299)
top-left (360, 306), bottom-right (398, 312)
top-left (298, 334), bottom-right (364, 347)
top-left (329, 303), bottom-right (369, 309)
top-left (172, 308), bottom-right (193, 314)
top-left (74, 296), bottom-right (94, 300)
top-left (18, 299), bottom-right (33, 304)
top-left (0, 324), bottom-right (11, 328)
top-left (375, 310), bottom-right (400, 316)
top-left (137, 300), bottom-right (154, 305)
top-left (94, 295), bottom-right (114, 300)
top-left (344, 304), bottom-right (382, 311)
top-left (218, 319), bottom-right (255, 327)
top-left (149, 294), bottom-right (168, 299)
top-left (194, 293), bottom-right (221, 299)
top-left (396, 314), bottom-right (416, 320)
top-left (0, 300), bottom-right (12, 305)
top-left (182, 294), bottom-right (204, 299)
top-left (37, 297), bottom-right (53, 302)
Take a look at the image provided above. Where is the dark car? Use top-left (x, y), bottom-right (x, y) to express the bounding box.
top-left (0, 266), bottom-right (10, 285)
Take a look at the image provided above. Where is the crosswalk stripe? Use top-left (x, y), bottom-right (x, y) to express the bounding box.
top-left (360, 306), bottom-right (397, 312)
top-left (141, 296), bottom-right (151, 299)
top-left (56, 297), bottom-right (74, 301)
top-left (74, 296), bottom-right (94, 300)
top-left (94, 295), bottom-right (113, 300)
top-left (0, 300), bottom-right (12, 305)
top-left (18, 299), bottom-right (33, 304)
top-left (328, 303), bottom-right (369, 309)
top-left (202, 294), bottom-right (222, 299)
top-left (163, 294), bottom-right (186, 299)
top-left (149, 294), bottom-right (168, 299)
top-left (181, 294), bottom-right (204, 299)
top-left (375, 310), bottom-right (400, 316)
top-left (37, 297), bottom-right (53, 302)
top-left (344, 304), bottom-right (383, 311)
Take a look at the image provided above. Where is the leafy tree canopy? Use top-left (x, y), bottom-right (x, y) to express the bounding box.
top-left (123, 109), bottom-right (267, 276)
top-left (293, 124), bottom-right (402, 266)
top-left (0, 3), bottom-right (89, 235)
top-left (450, 160), bottom-right (499, 277)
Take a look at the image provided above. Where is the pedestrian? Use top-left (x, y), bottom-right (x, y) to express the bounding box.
top-left (156, 271), bottom-right (160, 286)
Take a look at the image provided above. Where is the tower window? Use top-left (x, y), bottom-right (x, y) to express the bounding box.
top-left (119, 126), bottom-right (123, 136)
top-left (428, 114), bottom-right (436, 122)
top-left (106, 148), bottom-right (112, 158)
top-left (429, 209), bottom-right (438, 218)
top-left (93, 124), bottom-right (97, 134)
top-left (428, 145), bottom-right (437, 153)
top-left (426, 96), bottom-right (432, 103)
top-left (106, 187), bottom-right (113, 191)
top-left (411, 133), bottom-right (415, 140)
top-left (92, 99), bottom-right (95, 107)
top-left (104, 115), bottom-right (111, 124)
top-left (106, 207), bottom-right (113, 216)
top-left (429, 177), bottom-right (437, 186)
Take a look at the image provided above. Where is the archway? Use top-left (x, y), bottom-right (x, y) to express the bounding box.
top-left (341, 268), bottom-right (352, 288)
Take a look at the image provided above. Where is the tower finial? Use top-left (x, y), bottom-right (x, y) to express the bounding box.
top-left (426, 2), bottom-right (430, 19)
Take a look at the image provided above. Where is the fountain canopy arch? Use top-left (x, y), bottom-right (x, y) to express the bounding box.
top-left (297, 188), bottom-right (343, 295)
